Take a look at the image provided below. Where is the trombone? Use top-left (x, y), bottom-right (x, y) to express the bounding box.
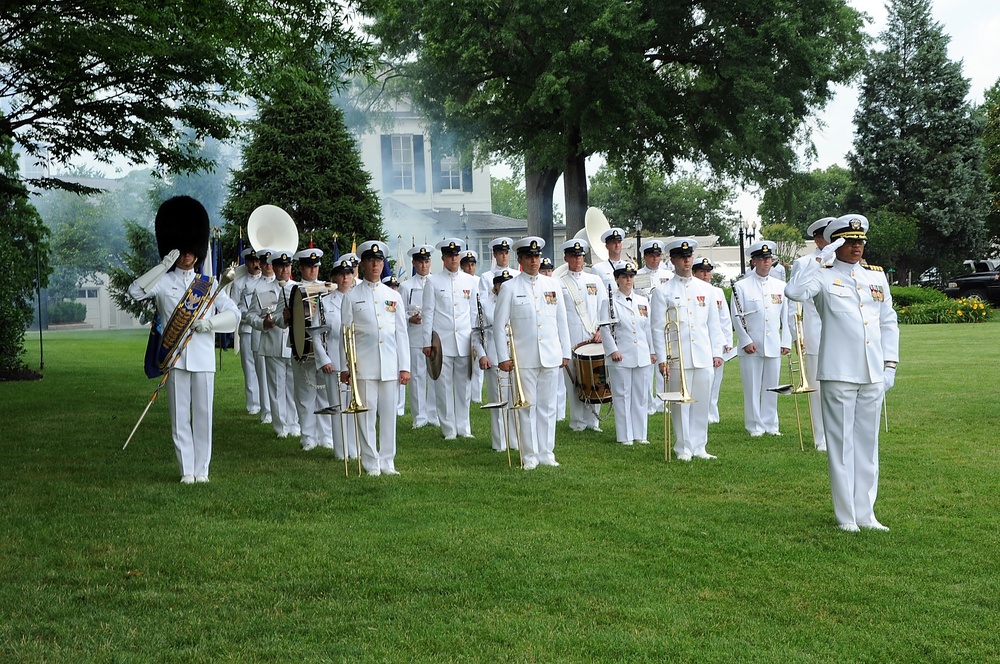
top-left (501, 323), bottom-right (529, 469)
top-left (475, 296), bottom-right (518, 467)
top-left (341, 323), bottom-right (368, 476)
top-left (767, 303), bottom-right (816, 451)
top-left (657, 307), bottom-right (695, 462)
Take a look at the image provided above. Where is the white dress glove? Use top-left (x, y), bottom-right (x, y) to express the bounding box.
top-left (135, 249), bottom-right (181, 292)
top-left (192, 310), bottom-right (239, 334)
top-left (819, 238), bottom-right (845, 265)
top-left (191, 318), bottom-right (214, 333)
top-left (883, 366), bottom-right (896, 391)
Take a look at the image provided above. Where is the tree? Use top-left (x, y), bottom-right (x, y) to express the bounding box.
top-left (849, 0), bottom-right (988, 275)
top-left (491, 173), bottom-right (528, 221)
top-left (107, 221), bottom-right (159, 324)
top-left (222, 65), bottom-right (384, 264)
top-left (865, 210), bottom-right (919, 276)
top-left (758, 165), bottom-right (861, 234)
top-left (588, 165), bottom-right (738, 244)
top-left (759, 223), bottom-right (805, 268)
top-left (1, 1), bottom-right (369, 194)
top-left (359, 0), bottom-right (866, 239)
top-left (150, 134), bottom-right (235, 227)
top-left (982, 79), bottom-right (1000, 254)
top-left (0, 133), bottom-right (49, 372)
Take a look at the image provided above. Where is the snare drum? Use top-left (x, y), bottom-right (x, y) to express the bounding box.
top-left (289, 285), bottom-right (319, 361)
top-left (572, 342), bottom-right (612, 404)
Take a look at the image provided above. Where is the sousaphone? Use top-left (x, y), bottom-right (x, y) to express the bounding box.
top-left (229, 205), bottom-right (300, 286)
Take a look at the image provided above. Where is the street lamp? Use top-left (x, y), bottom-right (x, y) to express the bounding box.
top-left (738, 215), bottom-right (757, 277)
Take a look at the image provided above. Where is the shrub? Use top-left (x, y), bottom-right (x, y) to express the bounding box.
top-left (48, 301), bottom-right (87, 325)
top-left (896, 297), bottom-right (993, 324)
top-left (890, 285), bottom-right (947, 307)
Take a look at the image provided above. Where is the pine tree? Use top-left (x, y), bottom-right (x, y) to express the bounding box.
top-left (849, 0), bottom-right (987, 275)
top-left (222, 66), bottom-right (384, 268)
top-left (982, 79), bottom-right (1000, 251)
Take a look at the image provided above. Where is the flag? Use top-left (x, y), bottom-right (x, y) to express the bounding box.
top-left (237, 233), bottom-right (245, 266)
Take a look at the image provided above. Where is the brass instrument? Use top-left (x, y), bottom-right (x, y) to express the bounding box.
top-left (342, 323), bottom-right (368, 476)
top-left (767, 303), bottom-right (816, 451)
top-left (503, 323), bottom-right (528, 468)
top-left (657, 306), bottom-right (695, 461)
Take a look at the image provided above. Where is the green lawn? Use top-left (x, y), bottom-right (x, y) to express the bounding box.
top-left (1, 324), bottom-right (998, 662)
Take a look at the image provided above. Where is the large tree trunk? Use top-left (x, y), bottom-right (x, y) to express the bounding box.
top-left (563, 129), bottom-right (588, 240)
top-left (524, 153), bottom-right (560, 258)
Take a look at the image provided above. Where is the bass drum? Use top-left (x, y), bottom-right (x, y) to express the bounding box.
top-left (289, 285), bottom-right (318, 361)
top-left (572, 342), bottom-right (612, 404)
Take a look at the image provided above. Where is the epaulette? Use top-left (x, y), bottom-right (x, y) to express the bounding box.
top-left (861, 261), bottom-right (884, 272)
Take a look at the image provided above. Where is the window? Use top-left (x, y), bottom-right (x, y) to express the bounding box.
top-left (439, 155), bottom-right (463, 191)
top-left (391, 135), bottom-right (414, 191)
top-left (381, 134), bottom-right (425, 194)
top-left (77, 289), bottom-right (98, 299)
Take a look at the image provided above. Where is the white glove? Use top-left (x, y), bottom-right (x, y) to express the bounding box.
top-left (191, 318), bottom-right (215, 334)
top-left (193, 309), bottom-right (240, 334)
top-left (819, 238), bottom-right (845, 265)
top-left (135, 249), bottom-right (181, 292)
top-left (883, 366), bottom-right (896, 391)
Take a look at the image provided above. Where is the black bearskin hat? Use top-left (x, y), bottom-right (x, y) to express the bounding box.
top-left (154, 196), bottom-right (210, 267)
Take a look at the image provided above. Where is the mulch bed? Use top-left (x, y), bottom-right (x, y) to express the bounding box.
top-left (0, 368), bottom-right (44, 382)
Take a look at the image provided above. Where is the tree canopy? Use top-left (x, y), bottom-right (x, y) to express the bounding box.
top-left (359, 0), bottom-right (866, 237)
top-left (758, 165), bottom-right (861, 235)
top-left (849, 0), bottom-right (987, 275)
top-left (1, 0), bottom-right (369, 194)
top-left (982, 78), bottom-right (1000, 254)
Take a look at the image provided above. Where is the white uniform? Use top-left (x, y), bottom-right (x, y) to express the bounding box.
top-left (233, 271), bottom-right (262, 415)
top-left (284, 279), bottom-right (332, 451)
top-left (791, 251), bottom-right (827, 449)
top-left (785, 257), bottom-right (899, 529)
top-left (319, 290), bottom-right (357, 460)
top-left (651, 276), bottom-right (726, 459)
top-left (340, 279), bottom-right (410, 475)
top-left (731, 273), bottom-right (791, 436)
top-left (249, 278), bottom-right (299, 438)
top-left (246, 275), bottom-right (272, 424)
top-left (399, 274), bottom-right (438, 428)
top-left (708, 285), bottom-right (735, 423)
top-left (421, 268), bottom-right (480, 439)
top-left (591, 259), bottom-right (627, 290)
top-left (602, 290), bottom-right (654, 444)
top-left (472, 290), bottom-right (511, 452)
top-left (637, 265), bottom-right (673, 412)
top-left (494, 272), bottom-right (572, 468)
top-left (128, 269), bottom-right (240, 479)
top-left (558, 269), bottom-right (607, 431)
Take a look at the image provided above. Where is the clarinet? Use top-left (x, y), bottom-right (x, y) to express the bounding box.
top-left (608, 283), bottom-right (617, 342)
top-left (731, 279), bottom-right (750, 335)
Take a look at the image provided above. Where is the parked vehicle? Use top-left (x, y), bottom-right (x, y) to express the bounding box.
top-left (944, 264), bottom-right (1000, 304)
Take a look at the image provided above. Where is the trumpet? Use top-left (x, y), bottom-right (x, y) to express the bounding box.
top-left (503, 323), bottom-right (528, 468)
top-left (342, 323), bottom-right (368, 476)
top-left (657, 307), bottom-right (695, 461)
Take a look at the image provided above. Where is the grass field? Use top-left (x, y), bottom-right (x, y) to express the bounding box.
top-left (2, 324), bottom-right (998, 662)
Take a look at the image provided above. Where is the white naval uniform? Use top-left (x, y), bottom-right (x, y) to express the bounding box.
top-left (340, 279), bottom-right (410, 474)
top-left (601, 291), bottom-right (654, 444)
top-left (558, 268), bottom-right (608, 431)
top-left (319, 290), bottom-right (357, 460)
top-left (421, 268), bottom-right (480, 439)
top-left (651, 276), bottom-right (726, 458)
top-left (791, 251), bottom-right (827, 449)
top-left (494, 272), bottom-right (572, 468)
top-left (128, 269), bottom-right (240, 479)
top-left (280, 279), bottom-right (332, 451)
top-left (399, 274), bottom-right (439, 427)
top-left (472, 291), bottom-right (510, 452)
top-left (591, 258), bottom-right (627, 291)
top-left (233, 271), bottom-right (262, 414)
top-left (249, 277), bottom-right (299, 438)
top-left (732, 273), bottom-right (791, 435)
top-left (708, 285), bottom-right (735, 423)
top-left (785, 257), bottom-right (899, 528)
top-left (247, 275), bottom-right (272, 423)
top-left (637, 265), bottom-right (674, 413)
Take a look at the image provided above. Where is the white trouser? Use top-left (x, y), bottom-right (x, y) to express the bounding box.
top-left (514, 366), bottom-right (560, 466)
top-left (255, 350), bottom-right (271, 422)
top-left (738, 353), bottom-right (781, 434)
top-left (166, 369), bottom-right (214, 478)
top-left (805, 353), bottom-right (826, 448)
top-left (709, 362), bottom-right (724, 423)
top-left (648, 368), bottom-right (665, 414)
top-left (470, 362), bottom-right (484, 403)
top-left (397, 383), bottom-right (405, 416)
top-left (264, 356), bottom-right (298, 436)
top-left (821, 380), bottom-right (883, 527)
top-left (564, 370), bottom-right (600, 430)
top-left (556, 367), bottom-right (567, 420)
top-left (608, 363), bottom-right (651, 443)
top-left (355, 378), bottom-right (400, 474)
top-left (668, 366), bottom-right (713, 457)
top-left (482, 366), bottom-right (509, 450)
top-left (323, 373), bottom-right (358, 459)
top-left (434, 354), bottom-right (472, 438)
top-left (291, 360), bottom-right (331, 450)
top-left (408, 347), bottom-right (439, 427)
top-left (239, 331), bottom-right (260, 413)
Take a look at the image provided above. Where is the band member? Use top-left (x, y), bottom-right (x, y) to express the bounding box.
top-left (233, 247), bottom-right (263, 415)
top-left (732, 240), bottom-right (791, 437)
top-left (692, 257), bottom-right (735, 424)
top-left (478, 236), bottom-right (514, 301)
top-left (249, 250), bottom-right (299, 439)
top-left (285, 248), bottom-right (332, 451)
top-left (383, 274), bottom-right (406, 416)
top-left (127, 196), bottom-right (240, 483)
top-left (539, 257), bottom-right (554, 276)
top-left (651, 238), bottom-right (726, 461)
top-left (790, 217), bottom-right (837, 451)
top-left (421, 238), bottom-right (479, 440)
top-left (494, 237), bottom-right (572, 470)
top-left (340, 241), bottom-right (411, 476)
top-left (602, 262), bottom-right (655, 446)
top-left (473, 269), bottom-right (516, 452)
top-left (785, 214), bottom-right (899, 532)
top-left (462, 249), bottom-right (484, 403)
top-left (461, 250), bottom-right (479, 276)
top-left (558, 239), bottom-right (607, 432)
top-left (591, 227), bottom-right (628, 289)
top-left (637, 239), bottom-right (673, 413)
top-left (399, 245), bottom-right (439, 428)
top-left (249, 249), bottom-right (274, 425)
top-left (318, 257), bottom-right (358, 460)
